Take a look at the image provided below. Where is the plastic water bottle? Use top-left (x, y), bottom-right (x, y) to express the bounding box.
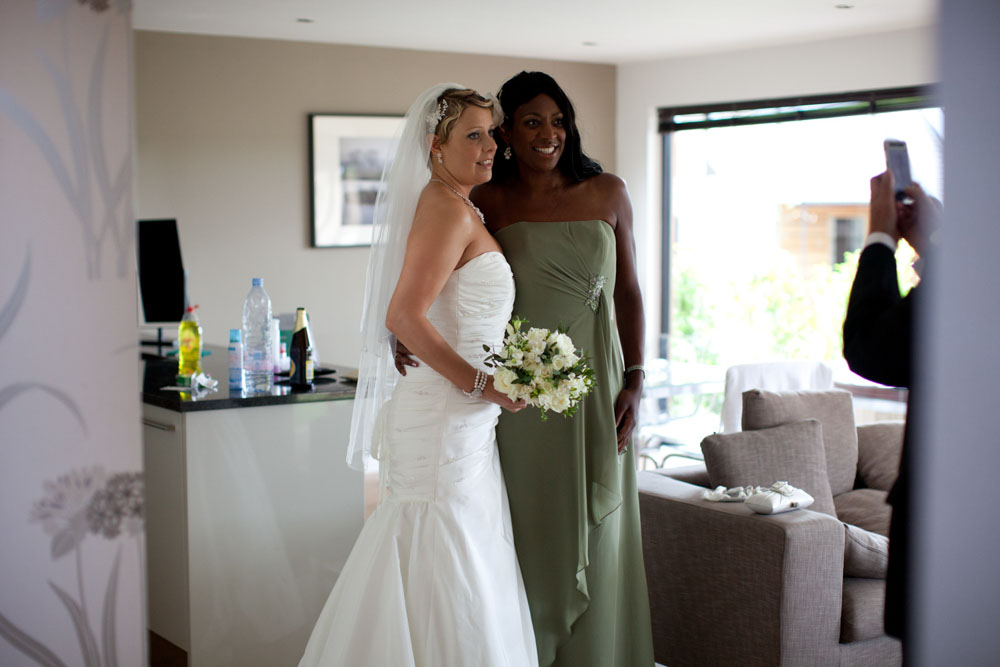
top-left (228, 328), bottom-right (244, 392)
top-left (242, 278), bottom-right (273, 392)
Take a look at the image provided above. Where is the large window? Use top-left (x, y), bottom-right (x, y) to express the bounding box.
top-left (659, 88), bottom-right (941, 370)
top-left (642, 89), bottom-right (941, 438)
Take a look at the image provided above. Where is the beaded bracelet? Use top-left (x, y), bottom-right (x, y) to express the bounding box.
top-left (463, 368), bottom-right (487, 397)
top-left (624, 364), bottom-right (646, 379)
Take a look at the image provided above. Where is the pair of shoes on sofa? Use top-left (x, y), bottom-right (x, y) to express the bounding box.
top-left (702, 481), bottom-right (815, 514)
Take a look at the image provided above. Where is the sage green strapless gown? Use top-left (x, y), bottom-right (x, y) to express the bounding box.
top-left (494, 220), bottom-right (654, 667)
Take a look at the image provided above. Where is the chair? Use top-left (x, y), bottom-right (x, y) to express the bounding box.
top-left (720, 360), bottom-right (833, 433)
top-left (636, 360), bottom-right (724, 468)
top-left (637, 360), bottom-right (834, 469)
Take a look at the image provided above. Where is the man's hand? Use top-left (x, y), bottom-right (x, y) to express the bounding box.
top-left (869, 171), bottom-right (901, 241)
top-left (897, 183), bottom-right (942, 258)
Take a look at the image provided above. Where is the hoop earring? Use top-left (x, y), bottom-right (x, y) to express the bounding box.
top-left (503, 146), bottom-right (512, 160)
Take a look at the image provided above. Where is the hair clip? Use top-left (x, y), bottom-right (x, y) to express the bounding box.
top-left (426, 99), bottom-right (448, 134)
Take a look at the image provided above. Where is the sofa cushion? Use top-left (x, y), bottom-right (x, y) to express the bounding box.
top-left (700, 419), bottom-right (836, 516)
top-left (835, 488), bottom-right (892, 537)
top-left (841, 577), bottom-right (887, 642)
top-left (741, 389), bottom-right (859, 497)
top-left (856, 422), bottom-right (905, 491)
top-left (844, 523), bottom-right (889, 578)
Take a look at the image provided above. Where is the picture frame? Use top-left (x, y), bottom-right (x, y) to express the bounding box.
top-left (309, 113), bottom-right (404, 247)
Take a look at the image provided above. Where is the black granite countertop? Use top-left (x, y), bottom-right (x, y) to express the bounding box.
top-left (141, 344), bottom-right (356, 412)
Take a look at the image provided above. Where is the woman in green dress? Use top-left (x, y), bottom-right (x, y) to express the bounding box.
top-left (478, 71), bottom-right (652, 667)
top-left (396, 71), bottom-right (652, 667)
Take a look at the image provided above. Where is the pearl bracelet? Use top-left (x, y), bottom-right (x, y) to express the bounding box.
top-left (463, 368), bottom-right (487, 397)
top-left (624, 364), bottom-right (645, 379)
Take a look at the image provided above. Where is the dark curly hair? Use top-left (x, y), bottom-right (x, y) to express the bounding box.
top-left (491, 71), bottom-right (603, 184)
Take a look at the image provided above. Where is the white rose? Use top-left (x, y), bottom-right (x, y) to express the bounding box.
top-left (537, 393), bottom-right (553, 410)
top-left (551, 354), bottom-right (571, 371)
top-left (527, 329), bottom-right (548, 353)
top-left (550, 391), bottom-right (572, 413)
top-left (555, 333), bottom-right (574, 356)
top-left (527, 327), bottom-right (548, 342)
top-left (493, 368), bottom-right (517, 396)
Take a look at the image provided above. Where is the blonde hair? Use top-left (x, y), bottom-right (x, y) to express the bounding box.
top-left (431, 88), bottom-right (502, 143)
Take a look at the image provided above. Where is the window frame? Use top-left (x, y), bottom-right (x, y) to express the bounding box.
top-left (657, 85), bottom-right (938, 352)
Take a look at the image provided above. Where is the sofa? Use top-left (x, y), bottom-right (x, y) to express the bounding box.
top-left (638, 389), bottom-right (904, 666)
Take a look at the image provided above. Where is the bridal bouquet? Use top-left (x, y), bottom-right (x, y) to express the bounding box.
top-left (484, 317), bottom-right (595, 420)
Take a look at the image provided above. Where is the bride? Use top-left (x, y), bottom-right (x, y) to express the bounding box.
top-left (298, 84), bottom-right (538, 666)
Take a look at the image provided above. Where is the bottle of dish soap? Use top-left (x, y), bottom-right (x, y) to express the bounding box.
top-left (177, 304), bottom-right (202, 384)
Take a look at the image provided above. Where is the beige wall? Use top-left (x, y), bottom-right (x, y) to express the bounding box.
top-left (135, 31), bottom-right (616, 361)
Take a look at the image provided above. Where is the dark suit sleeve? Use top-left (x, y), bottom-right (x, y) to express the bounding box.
top-left (842, 243), bottom-right (914, 388)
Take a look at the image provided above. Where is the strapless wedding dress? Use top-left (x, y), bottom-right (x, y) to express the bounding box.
top-left (299, 251), bottom-right (538, 667)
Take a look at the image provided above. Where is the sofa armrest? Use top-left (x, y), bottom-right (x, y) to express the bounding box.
top-left (638, 471), bottom-right (845, 667)
top-left (658, 462), bottom-right (711, 488)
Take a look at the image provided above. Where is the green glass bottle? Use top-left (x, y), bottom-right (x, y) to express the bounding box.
top-left (289, 307), bottom-right (314, 388)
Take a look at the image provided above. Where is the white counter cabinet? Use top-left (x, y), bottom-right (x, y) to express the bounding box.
top-left (143, 398), bottom-right (362, 667)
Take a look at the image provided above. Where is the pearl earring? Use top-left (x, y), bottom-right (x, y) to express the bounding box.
top-left (436, 152), bottom-right (443, 164)
top-left (503, 146), bottom-right (512, 160)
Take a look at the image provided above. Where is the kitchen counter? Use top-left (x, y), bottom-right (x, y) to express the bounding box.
top-left (140, 344), bottom-right (356, 411)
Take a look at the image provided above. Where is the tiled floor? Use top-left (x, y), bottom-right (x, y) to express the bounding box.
top-left (149, 622), bottom-right (664, 666)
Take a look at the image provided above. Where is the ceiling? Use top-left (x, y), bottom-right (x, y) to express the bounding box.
top-left (132, 0), bottom-right (938, 65)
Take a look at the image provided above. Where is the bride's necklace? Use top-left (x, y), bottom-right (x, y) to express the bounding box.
top-left (429, 178), bottom-right (485, 224)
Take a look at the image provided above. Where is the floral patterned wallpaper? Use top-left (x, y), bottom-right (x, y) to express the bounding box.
top-left (1, 1), bottom-right (144, 664)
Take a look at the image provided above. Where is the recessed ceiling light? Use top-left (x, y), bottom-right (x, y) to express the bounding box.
top-left (582, 41), bottom-right (598, 47)
top-left (296, 17), bottom-right (314, 23)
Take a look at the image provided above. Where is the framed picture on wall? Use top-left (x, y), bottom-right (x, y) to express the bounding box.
top-left (309, 113), bottom-right (404, 247)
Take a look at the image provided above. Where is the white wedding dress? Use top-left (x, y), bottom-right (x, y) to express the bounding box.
top-left (300, 251), bottom-right (538, 667)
